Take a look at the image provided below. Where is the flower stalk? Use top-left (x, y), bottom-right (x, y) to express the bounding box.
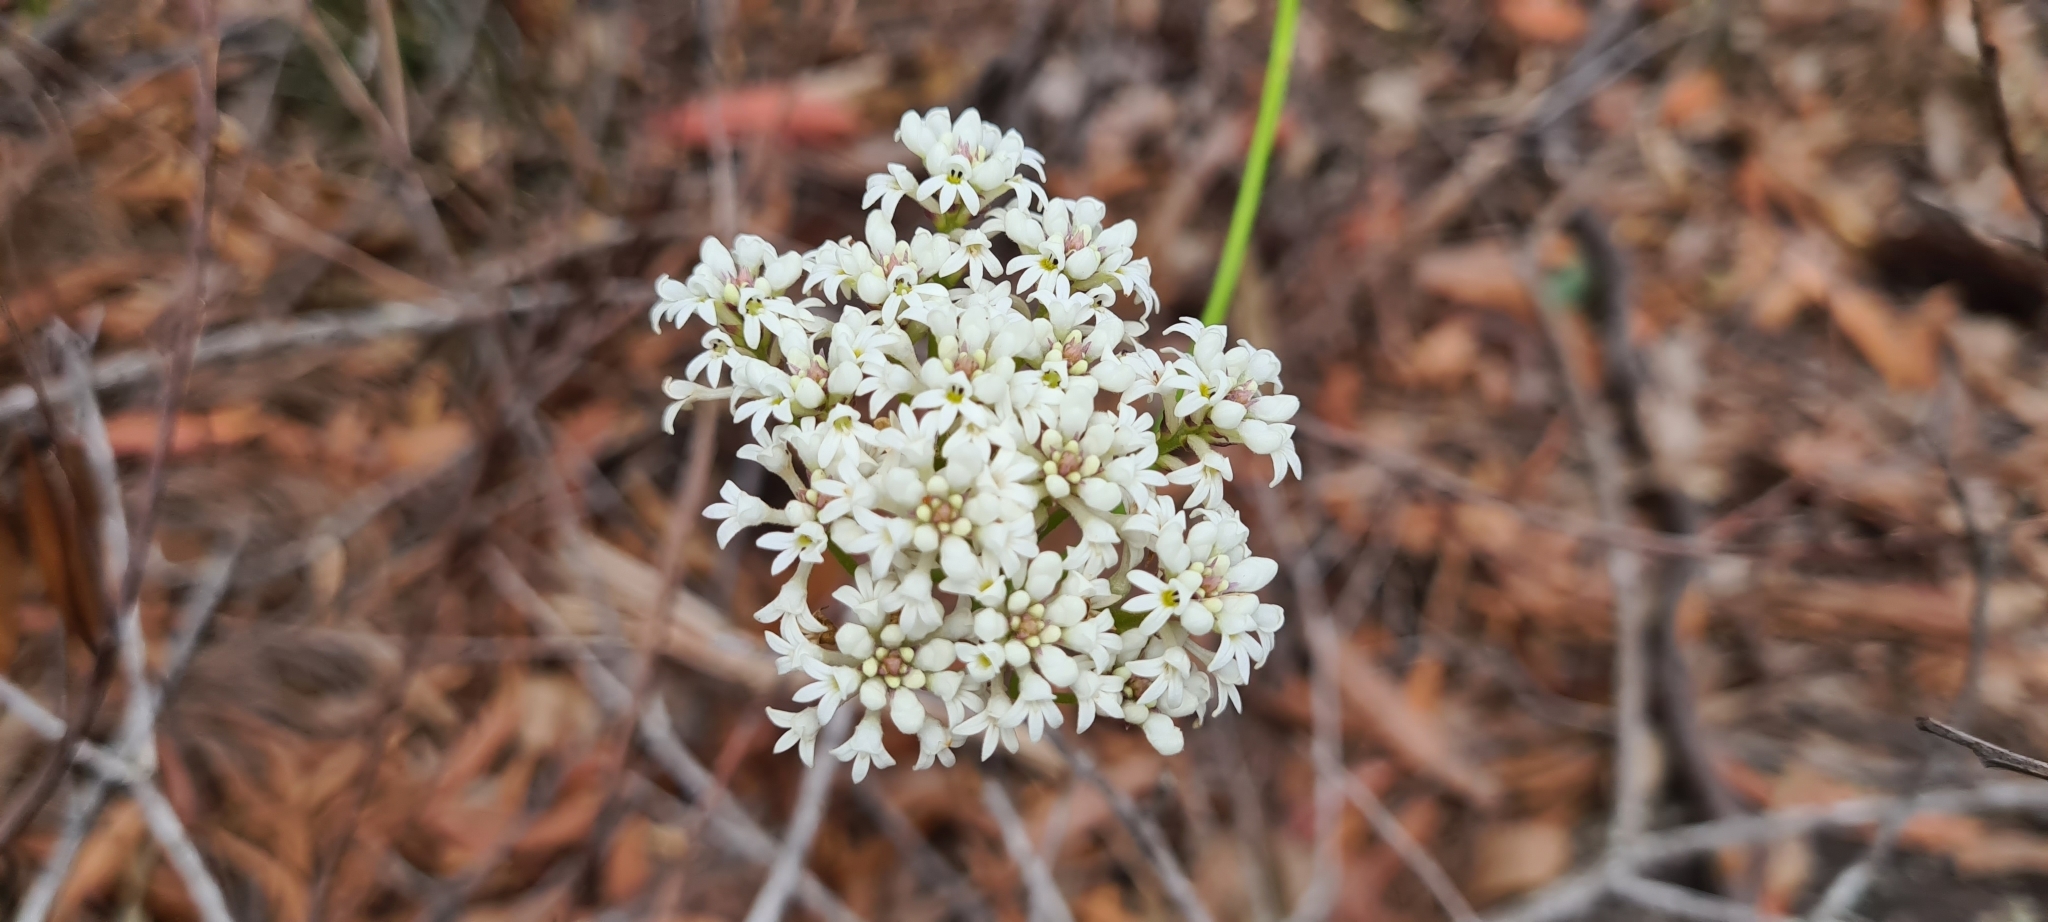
top-left (652, 107), bottom-right (1302, 780)
top-left (1201, 0), bottom-right (1302, 327)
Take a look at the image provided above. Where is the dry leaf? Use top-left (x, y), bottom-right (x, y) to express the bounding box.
top-left (385, 419), bottom-right (474, 473)
top-left (1406, 316), bottom-right (1480, 390)
top-left (1495, 0), bottom-right (1587, 43)
top-left (1470, 818), bottom-right (1573, 901)
top-left (1415, 242), bottom-right (1535, 319)
top-left (1315, 362), bottom-right (1367, 429)
top-left (1315, 619), bottom-right (1501, 806)
top-left (55, 801), bottom-right (148, 914)
top-left (603, 815), bottom-right (656, 903)
top-left (1824, 282), bottom-right (1945, 390)
top-left (1661, 69), bottom-right (1729, 136)
top-left (653, 83), bottom-right (862, 150)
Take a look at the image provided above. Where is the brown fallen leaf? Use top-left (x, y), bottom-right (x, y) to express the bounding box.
top-left (1415, 241), bottom-right (1535, 319)
top-left (54, 800), bottom-right (148, 915)
top-left (1073, 883), bottom-right (1141, 922)
top-left (1823, 281), bottom-right (1950, 391)
top-left (603, 815), bottom-right (656, 904)
top-left (1406, 316), bottom-right (1480, 390)
top-left (1312, 618), bottom-right (1501, 806)
top-left (1740, 576), bottom-right (1984, 642)
top-left (209, 826), bottom-right (313, 922)
top-left (384, 418), bottom-right (474, 473)
top-left (1315, 361), bottom-right (1367, 429)
top-left (1469, 816), bottom-right (1573, 902)
top-left (104, 405), bottom-right (266, 459)
top-left (1661, 68), bottom-right (1729, 136)
top-left (0, 512), bottom-right (21, 668)
top-left (1495, 0), bottom-right (1588, 43)
top-left (653, 83), bottom-right (862, 150)
top-left (571, 537), bottom-right (779, 692)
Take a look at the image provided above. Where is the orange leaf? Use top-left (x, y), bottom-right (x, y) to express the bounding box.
top-left (653, 84), bottom-right (861, 150)
top-left (602, 815), bottom-right (655, 903)
top-left (1496, 0), bottom-right (1588, 43)
top-left (1824, 282), bottom-right (1946, 391)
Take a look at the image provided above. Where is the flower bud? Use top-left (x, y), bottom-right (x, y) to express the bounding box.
top-left (1142, 712), bottom-right (1184, 756)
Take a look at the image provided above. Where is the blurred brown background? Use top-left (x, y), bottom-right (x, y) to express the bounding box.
top-left (7, 0), bottom-right (2048, 919)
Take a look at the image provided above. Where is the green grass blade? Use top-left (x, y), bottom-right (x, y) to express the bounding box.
top-left (1200, 0), bottom-right (1302, 328)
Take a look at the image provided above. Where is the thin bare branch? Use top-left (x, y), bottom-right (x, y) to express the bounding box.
top-left (1521, 210), bottom-right (1656, 845)
top-left (851, 785), bottom-right (997, 922)
top-left (1049, 733), bottom-right (1215, 922)
top-left (1243, 480), bottom-right (1339, 922)
top-left (1484, 781), bottom-right (2048, 922)
top-left (1970, 0), bottom-right (2048, 255)
top-left (478, 549), bottom-right (865, 922)
top-left (131, 780), bottom-right (234, 922)
top-left (0, 290), bottom-right (575, 428)
top-left (11, 778), bottom-right (113, 922)
top-left (1323, 755), bottom-right (1479, 922)
top-left (1610, 875), bottom-right (1797, 922)
top-left (0, 675), bottom-right (231, 922)
top-left (1809, 414), bottom-right (2001, 921)
top-left (1918, 717), bottom-right (2048, 782)
top-left (743, 711), bottom-right (851, 922)
top-left (981, 776), bottom-right (1076, 922)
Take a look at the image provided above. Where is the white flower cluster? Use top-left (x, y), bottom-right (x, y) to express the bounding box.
top-left (651, 108), bottom-right (1302, 781)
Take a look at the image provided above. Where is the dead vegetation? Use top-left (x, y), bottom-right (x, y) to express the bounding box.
top-left (8, 0), bottom-right (2048, 920)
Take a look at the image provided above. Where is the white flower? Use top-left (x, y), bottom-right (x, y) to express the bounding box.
top-left (992, 198), bottom-right (1154, 313)
top-left (956, 688), bottom-right (1020, 760)
top-left (1070, 669), bottom-right (1125, 732)
top-left (651, 235), bottom-right (804, 331)
top-left (1001, 671), bottom-right (1064, 741)
top-left (1125, 569), bottom-right (1194, 637)
top-left (1128, 645), bottom-right (1195, 712)
top-left (1142, 711), bottom-right (1184, 756)
top-left (766, 620), bottom-right (821, 676)
top-left (757, 519), bottom-right (827, 574)
top-left (703, 480), bottom-right (773, 547)
top-left (795, 660), bottom-right (863, 725)
top-left (768, 707), bottom-right (823, 765)
top-left (869, 107), bottom-right (1045, 219)
top-left (947, 229), bottom-right (1004, 280)
top-left (656, 108), bottom-right (1300, 782)
top-left (1165, 439), bottom-right (1233, 510)
top-left (834, 713), bottom-right (897, 782)
top-left (915, 721), bottom-right (959, 769)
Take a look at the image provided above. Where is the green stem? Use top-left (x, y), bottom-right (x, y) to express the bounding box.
top-left (1200, 0), bottom-right (1301, 328)
top-left (1038, 506), bottom-right (1071, 540)
top-left (827, 541), bottom-right (859, 575)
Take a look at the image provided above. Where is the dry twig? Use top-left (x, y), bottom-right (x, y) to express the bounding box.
top-left (1049, 733), bottom-right (1215, 922)
top-left (742, 711), bottom-right (852, 922)
top-left (1484, 780), bottom-right (2048, 922)
top-left (981, 775), bottom-right (1076, 922)
top-left (479, 549), bottom-right (864, 922)
top-left (1609, 875), bottom-right (1795, 922)
top-left (0, 291), bottom-right (574, 427)
top-left (1970, 0), bottom-right (2048, 255)
top-left (1917, 717), bottom-right (2048, 783)
top-left (1244, 480), bottom-right (1341, 922)
top-left (851, 785), bottom-right (997, 922)
top-left (1323, 754), bottom-right (1480, 922)
top-left (1807, 424), bottom-right (2001, 920)
top-left (1521, 210), bottom-right (1657, 845)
